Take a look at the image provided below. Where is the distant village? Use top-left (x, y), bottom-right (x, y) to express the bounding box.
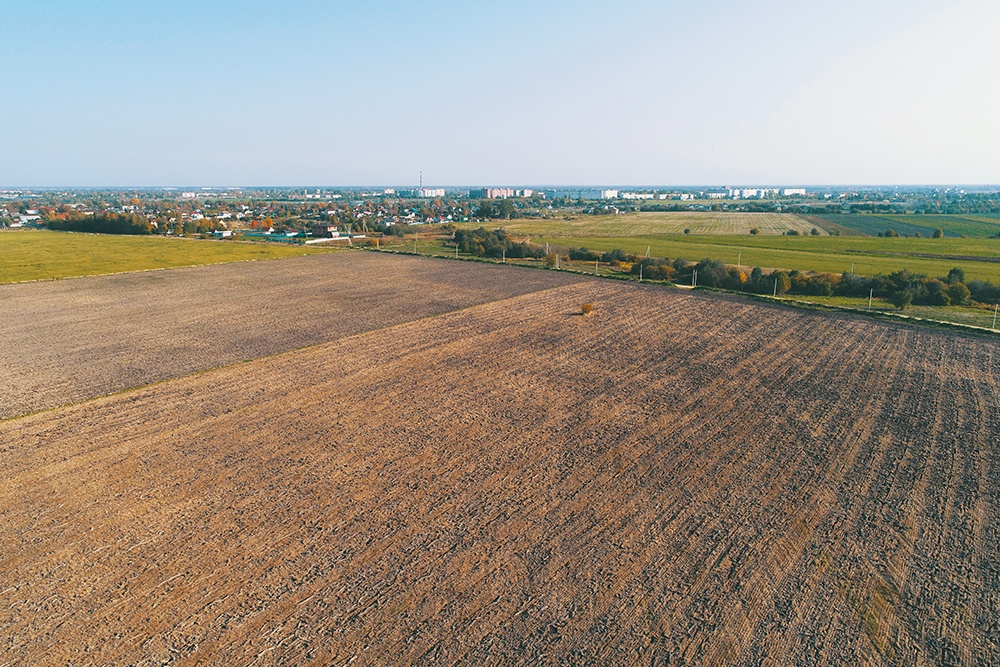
top-left (2, 185), bottom-right (998, 239)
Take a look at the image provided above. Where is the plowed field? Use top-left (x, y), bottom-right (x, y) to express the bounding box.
top-left (1, 256), bottom-right (998, 666)
top-left (0, 252), bottom-right (581, 419)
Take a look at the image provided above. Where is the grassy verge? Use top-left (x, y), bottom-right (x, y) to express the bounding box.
top-left (0, 230), bottom-right (333, 284)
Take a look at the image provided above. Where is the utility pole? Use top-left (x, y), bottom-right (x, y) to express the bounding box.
top-left (639, 264), bottom-right (643, 282)
top-left (993, 302), bottom-right (998, 329)
top-left (850, 261), bottom-right (855, 276)
top-left (645, 246), bottom-right (651, 259)
top-left (595, 259), bottom-right (599, 276)
top-left (502, 248), bottom-right (505, 263)
top-left (692, 269), bottom-right (698, 288)
top-left (773, 277), bottom-right (777, 297)
top-left (868, 288), bottom-right (873, 311)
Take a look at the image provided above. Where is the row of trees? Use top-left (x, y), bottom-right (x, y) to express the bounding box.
top-left (46, 212), bottom-right (153, 235)
top-left (433, 228), bottom-right (1000, 310)
top-left (475, 199), bottom-right (519, 220)
top-left (453, 227), bottom-right (543, 259)
top-left (683, 262), bottom-right (993, 308)
top-left (567, 247), bottom-right (627, 263)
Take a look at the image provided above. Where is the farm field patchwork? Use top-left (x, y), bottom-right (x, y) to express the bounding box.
top-left (1, 256), bottom-right (998, 665)
top-left (809, 215), bottom-right (1000, 239)
top-left (473, 211), bottom-right (820, 237)
top-left (0, 229), bottom-right (330, 284)
top-left (0, 251), bottom-right (582, 419)
top-left (524, 235), bottom-right (1000, 283)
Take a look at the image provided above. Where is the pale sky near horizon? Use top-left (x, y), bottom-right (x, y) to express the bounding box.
top-left (1, 0), bottom-right (998, 187)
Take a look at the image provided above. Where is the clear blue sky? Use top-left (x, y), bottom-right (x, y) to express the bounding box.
top-left (1, 0), bottom-right (997, 186)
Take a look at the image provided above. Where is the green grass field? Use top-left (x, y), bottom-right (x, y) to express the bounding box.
top-left (878, 215), bottom-right (1000, 238)
top-left (0, 230), bottom-right (331, 284)
top-left (482, 212), bottom-right (820, 237)
top-left (396, 218), bottom-right (1000, 283)
top-left (807, 214), bottom-right (1000, 238)
top-left (528, 235), bottom-right (1000, 283)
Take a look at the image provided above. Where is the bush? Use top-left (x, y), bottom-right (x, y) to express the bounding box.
top-left (581, 303), bottom-right (593, 315)
top-left (601, 248), bottom-right (627, 263)
top-left (772, 271), bottom-right (791, 295)
top-left (455, 227), bottom-right (540, 259)
top-left (890, 290), bottom-right (914, 310)
top-left (630, 258), bottom-right (676, 282)
top-left (790, 272), bottom-right (837, 296)
top-left (947, 282), bottom-right (971, 306)
top-left (693, 258), bottom-right (728, 287)
top-left (569, 247), bottom-right (601, 261)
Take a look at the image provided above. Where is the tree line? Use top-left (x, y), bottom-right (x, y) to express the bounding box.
top-left (453, 227), bottom-right (543, 259)
top-left (46, 212), bottom-right (152, 235)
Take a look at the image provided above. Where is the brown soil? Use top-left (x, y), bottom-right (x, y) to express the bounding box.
top-left (1, 257), bottom-right (997, 665)
top-left (0, 252), bottom-right (581, 420)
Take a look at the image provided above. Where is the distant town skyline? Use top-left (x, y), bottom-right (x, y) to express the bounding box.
top-left (2, 0), bottom-right (998, 187)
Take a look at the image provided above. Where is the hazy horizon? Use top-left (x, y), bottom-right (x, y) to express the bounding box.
top-left (3, 0), bottom-right (998, 187)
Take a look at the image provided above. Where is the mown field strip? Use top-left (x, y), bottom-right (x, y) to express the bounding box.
top-left (1, 275), bottom-right (997, 665)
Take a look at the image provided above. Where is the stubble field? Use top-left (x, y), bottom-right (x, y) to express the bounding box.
top-left (1, 254), bottom-right (998, 666)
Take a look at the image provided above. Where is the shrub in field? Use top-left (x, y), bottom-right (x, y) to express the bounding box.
top-left (694, 258), bottom-right (728, 287)
top-left (790, 272), bottom-right (838, 296)
top-left (601, 248), bottom-right (628, 263)
top-left (749, 227), bottom-right (759, 235)
top-left (968, 280), bottom-right (1000, 304)
top-left (891, 290), bottom-right (914, 310)
top-left (772, 271), bottom-right (791, 295)
top-left (455, 227), bottom-right (542, 259)
top-left (581, 303), bottom-right (594, 315)
top-left (569, 247), bottom-right (601, 261)
top-left (947, 282), bottom-right (972, 306)
top-left (923, 279), bottom-right (951, 306)
top-left (630, 258), bottom-right (676, 282)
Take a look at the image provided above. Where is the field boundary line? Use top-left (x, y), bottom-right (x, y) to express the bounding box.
top-left (698, 287), bottom-right (1000, 338)
top-left (376, 248), bottom-right (1000, 337)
